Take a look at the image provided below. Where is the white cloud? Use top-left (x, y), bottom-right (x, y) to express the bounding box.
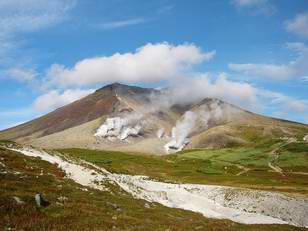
top-left (6, 68), bottom-right (36, 82)
top-left (98, 18), bottom-right (148, 30)
top-left (47, 42), bottom-right (215, 87)
top-left (157, 5), bottom-right (174, 14)
top-left (170, 72), bottom-right (308, 123)
top-left (33, 89), bottom-right (94, 112)
top-left (231, 0), bottom-right (275, 15)
top-left (228, 63), bottom-right (294, 80)
top-left (233, 0), bottom-right (266, 7)
top-left (166, 73), bottom-right (259, 110)
top-left (301, 76), bottom-right (308, 82)
top-left (287, 100), bottom-right (308, 113)
top-left (0, 0), bottom-right (76, 55)
top-left (228, 42), bottom-right (308, 80)
top-left (286, 12), bottom-right (308, 39)
top-left (0, 0), bottom-right (76, 34)
top-left (258, 89), bottom-right (308, 122)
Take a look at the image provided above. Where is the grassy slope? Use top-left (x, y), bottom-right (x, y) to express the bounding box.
top-left (2, 148), bottom-right (307, 230)
top-left (59, 140), bottom-right (308, 195)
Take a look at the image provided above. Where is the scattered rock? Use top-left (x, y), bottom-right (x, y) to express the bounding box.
top-left (57, 196), bottom-right (68, 203)
top-left (4, 226), bottom-right (14, 231)
top-left (0, 161), bottom-right (6, 168)
top-left (13, 196), bottom-right (24, 205)
top-left (56, 202), bottom-right (64, 206)
top-left (34, 193), bottom-right (50, 207)
top-left (144, 203), bottom-right (151, 209)
top-left (107, 202), bottom-right (120, 210)
top-left (195, 226), bottom-right (204, 230)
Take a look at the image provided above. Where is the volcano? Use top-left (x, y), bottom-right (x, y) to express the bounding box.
top-left (0, 83), bottom-right (307, 154)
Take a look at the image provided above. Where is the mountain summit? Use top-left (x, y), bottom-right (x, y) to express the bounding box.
top-left (0, 83), bottom-right (307, 154)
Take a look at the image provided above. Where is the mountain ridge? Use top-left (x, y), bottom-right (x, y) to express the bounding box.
top-left (0, 83), bottom-right (307, 154)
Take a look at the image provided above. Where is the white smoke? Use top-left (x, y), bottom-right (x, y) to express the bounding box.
top-left (147, 73), bottom-right (258, 112)
top-left (94, 81), bottom-right (240, 149)
top-left (164, 111), bottom-right (197, 152)
top-left (156, 128), bottom-right (165, 139)
top-left (164, 101), bottom-right (225, 153)
top-left (94, 113), bottom-right (143, 140)
top-left (120, 124), bottom-right (142, 140)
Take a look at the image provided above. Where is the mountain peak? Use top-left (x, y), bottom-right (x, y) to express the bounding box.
top-left (96, 82), bottom-right (130, 91)
top-left (96, 83), bottom-right (157, 97)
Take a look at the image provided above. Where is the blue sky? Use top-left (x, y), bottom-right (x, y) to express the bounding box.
top-left (0, 0), bottom-right (308, 130)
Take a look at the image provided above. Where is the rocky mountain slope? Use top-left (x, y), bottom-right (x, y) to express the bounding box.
top-left (0, 83), bottom-right (307, 154)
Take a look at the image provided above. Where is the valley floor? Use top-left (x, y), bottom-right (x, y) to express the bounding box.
top-left (60, 141), bottom-right (308, 196)
top-left (1, 142), bottom-right (308, 230)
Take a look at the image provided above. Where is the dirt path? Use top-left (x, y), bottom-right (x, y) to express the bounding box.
top-left (235, 164), bottom-right (251, 176)
top-left (215, 159), bottom-right (251, 176)
top-left (288, 171), bottom-right (308, 176)
top-left (268, 138), bottom-right (296, 176)
top-left (268, 162), bottom-right (285, 176)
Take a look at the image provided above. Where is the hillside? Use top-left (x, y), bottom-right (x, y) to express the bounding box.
top-left (0, 83), bottom-right (307, 154)
top-left (1, 143), bottom-right (307, 230)
top-left (0, 146), bottom-right (241, 230)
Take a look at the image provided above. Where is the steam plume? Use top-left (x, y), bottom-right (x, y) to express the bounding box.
top-left (165, 101), bottom-right (225, 153)
top-left (94, 113), bottom-right (143, 140)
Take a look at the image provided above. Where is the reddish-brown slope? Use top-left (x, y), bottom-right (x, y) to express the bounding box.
top-left (0, 84), bottom-right (129, 141)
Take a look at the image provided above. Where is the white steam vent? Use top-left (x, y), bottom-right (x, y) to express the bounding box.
top-left (164, 111), bottom-right (196, 152)
top-left (165, 102), bottom-right (225, 153)
top-left (95, 113), bottom-right (143, 140)
top-left (156, 128), bottom-right (165, 139)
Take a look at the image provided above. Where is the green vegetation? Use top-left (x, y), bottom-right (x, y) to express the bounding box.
top-left (0, 140), bottom-right (16, 145)
top-left (59, 141), bottom-right (308, 195)
top-left (277, 142), bottom-right (308, 172)
top-left (2, 148), bottom-right (305, 230)
top-left (178, 148), bottom-right (271, 167)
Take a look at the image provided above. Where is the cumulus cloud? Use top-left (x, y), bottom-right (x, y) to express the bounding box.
top-left (229, 42), bottom-right (308, 80)
top-left (168, 73), bottom-right (258, 109)
top-left (46, 42), bottom-right (215, 87)
top-left (231, 0), bottom-right (275, 15)
top-left (6, 68), bottom-right (36, 82)
top-left (33, 89), bottom-right (94, 112)
top-left (165, 73), bottom-right (308, 123)
top-left (286, 12), bottom-right (308, 39)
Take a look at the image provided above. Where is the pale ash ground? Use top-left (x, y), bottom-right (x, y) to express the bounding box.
top-left (8, 146), bottom-right (308, 228)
